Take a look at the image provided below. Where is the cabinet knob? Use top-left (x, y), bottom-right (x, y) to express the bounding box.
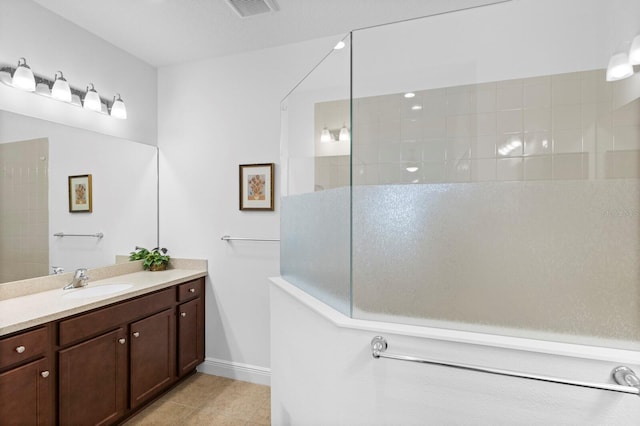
top-left (15, 346), bottom-right (26, 354)
top-left (189, 288), bottom-right (195, 293)
top-left (133, 332), bottom-right (140, 338)
top-left (40, 371), bottom-right (50, 378)
top-left (180, 312), bottom-right (187, 317)
top-left (118, 338), bottom-right (126, 344)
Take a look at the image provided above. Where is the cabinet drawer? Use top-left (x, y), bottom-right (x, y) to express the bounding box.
top-left (0, 327), bottom-right (48, 370)
top-left (177, 279), bottom-right (203, 302)
top-left (59, 288), bottom-right (174, 347)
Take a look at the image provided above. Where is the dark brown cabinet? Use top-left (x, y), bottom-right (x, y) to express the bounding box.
top-left (130, 308), bottom-right (176, 408)
top-left (58, 328), bottom-right (127, 425)
top-left (0, 357), bottom-right (52, 425)
top-left (0, 277), bottom-right (205, 426)
top-left (178, 297), bottom-right (204, 376)
top-left (0, 326), bottom-right (53, 425)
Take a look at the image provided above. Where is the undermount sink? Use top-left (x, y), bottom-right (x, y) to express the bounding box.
top-left (62, 283), bottom-right (133, 299)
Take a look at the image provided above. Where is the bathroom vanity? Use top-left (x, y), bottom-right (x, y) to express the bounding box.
top-left (0, 260), bottom-right (206, 425)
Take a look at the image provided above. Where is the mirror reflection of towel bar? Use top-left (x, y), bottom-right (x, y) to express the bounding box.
top-left (221, 235), bottom-right (280, 242)
top-left (371, 336), bottom-right (640, 396)
top-left (53, 232), bottom-right (104, 238)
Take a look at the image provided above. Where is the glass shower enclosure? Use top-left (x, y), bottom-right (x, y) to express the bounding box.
top-left (280, 0), bottom-right (640, 351)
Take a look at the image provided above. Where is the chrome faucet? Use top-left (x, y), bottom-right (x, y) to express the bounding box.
top-left (52, 266), bottom-right (64, 275)
top-left (63, 268), bottom-right (89, 290)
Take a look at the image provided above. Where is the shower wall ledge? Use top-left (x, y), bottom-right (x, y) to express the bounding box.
top-left (269, 276), bottom-right (640, 365)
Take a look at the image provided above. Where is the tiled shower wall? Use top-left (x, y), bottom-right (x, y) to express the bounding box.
top-left (315, 69), bottom-right (640, 188)
top-left (0, 138), bottom-right (49, 282)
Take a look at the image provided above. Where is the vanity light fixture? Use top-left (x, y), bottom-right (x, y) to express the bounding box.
top-left (606, 50), bottom-right (633, 81)
top-left (83, 83), bottom-right (102, 111)
top-left (339, 124), bottom-right (350, 142)
top-left (629, 34), bottom-right (640, 65)
top-left (12, 57), bottom-right (36, 91)
top-left (51, 71), bottom-right (72, 102)
top-left (0, 57), bottom-right (127, 119)
top-left (320, 127), bottom-right (334, 143)
top-left (109, 93), bottom-right (127, 119)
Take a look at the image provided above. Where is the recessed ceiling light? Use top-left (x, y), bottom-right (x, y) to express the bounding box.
top-left (406, 166), bottom-right (419, 173)
top-left (404, 92), bottom-right (415, 98)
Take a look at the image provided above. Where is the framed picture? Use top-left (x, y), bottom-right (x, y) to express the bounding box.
top-left (68, 174), bottom-right (92, 213)
top-left (239, 163), bottom-right (274, 211)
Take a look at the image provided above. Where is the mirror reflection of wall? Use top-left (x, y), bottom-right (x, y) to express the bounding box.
top-left (0, 110), bottom-right (158, 284)
top-left (0, 138), bottom-right (48, 282)
top-left (313, 69), bottom-right (640, 190)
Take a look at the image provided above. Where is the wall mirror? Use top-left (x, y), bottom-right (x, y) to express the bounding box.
top-left (0, 109), bottom-right (158, 284)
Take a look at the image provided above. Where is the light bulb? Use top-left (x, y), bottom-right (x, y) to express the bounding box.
top-left (629, 34), bottom-right (640, 65)
top-left (12, 58), bottom-right (35, 91)
top-left (320, 127), bottom-right (332, 143)
top-left (110, 93), bottom-right (127, 119)
top-left (339, 125), bottom-right (350, 142)
top-left (51, 71), bottom-right (72, 102)
top-left (83, 83), bottom-right (102, 111)
top-left (334, 41), bottom-right (346, 50)
top-left (606, 51), bottom-right (633, 81)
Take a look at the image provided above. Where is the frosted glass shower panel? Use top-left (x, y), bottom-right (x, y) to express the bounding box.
top-left (350, 0), bottom-right (640, 349)
top-left (280, 34), bottom-right (352, 315)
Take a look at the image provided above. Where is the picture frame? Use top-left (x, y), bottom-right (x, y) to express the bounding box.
top-left (68, 174), bottom-right (92, 213)
top-left (239, 163), bottom-right (274, 211)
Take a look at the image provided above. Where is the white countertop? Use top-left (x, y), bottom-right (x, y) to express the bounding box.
top-left (0, 268), bottom-right (207, 337)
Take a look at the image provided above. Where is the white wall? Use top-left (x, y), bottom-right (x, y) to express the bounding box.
top-left (0, 0), bottom-right (157, 145)
top-left (157, 35), bottom-right (344, 382)
top-left (271, 277), bottom-right (640, 425)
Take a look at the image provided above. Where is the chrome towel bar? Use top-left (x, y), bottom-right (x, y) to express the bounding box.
top-left (54, 232), bottom-right (104, 238)
top-left (370, 336), bottom-right (640, 396)
top-left (221, 235), bottom-right (280, 242)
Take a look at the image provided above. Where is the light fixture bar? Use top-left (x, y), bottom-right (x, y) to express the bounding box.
top-left (0, 59), bottom-right (127, 119)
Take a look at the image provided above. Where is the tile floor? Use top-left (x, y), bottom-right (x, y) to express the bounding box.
top-left (123, 373), bottom-right (270, 425)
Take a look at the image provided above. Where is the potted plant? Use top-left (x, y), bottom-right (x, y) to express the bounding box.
top-left (129, 246), bottom-right (170, 271)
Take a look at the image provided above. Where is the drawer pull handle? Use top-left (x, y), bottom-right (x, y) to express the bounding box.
top-left (189, 288), bottom-right (195, 293)
top-left (133, 332), bottom-right (140, 338)
top-left (118, 338), bottom-right (126, 345)
top-left (41, 371), bottom-right (50, 378)
top-left (15, 346), bottom-right (26, 354)
top-left (180, 312), bottom-right (187, 318)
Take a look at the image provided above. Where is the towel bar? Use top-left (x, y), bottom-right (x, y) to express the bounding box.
top-left (371, 336), bottom-right (640, 396)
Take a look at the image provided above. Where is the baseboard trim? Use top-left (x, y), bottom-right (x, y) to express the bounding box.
top-left (197, 357), bottom-right (271, 386)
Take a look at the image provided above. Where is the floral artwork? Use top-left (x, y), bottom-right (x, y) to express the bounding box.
top-left (240, 164), bottom-right (274, 210)
top-left (68, 174), bottom-right (92, 212)
top-left (248, 174), bottom-right (266, 200)
top-left (74, 183), bottom-right (87, 205)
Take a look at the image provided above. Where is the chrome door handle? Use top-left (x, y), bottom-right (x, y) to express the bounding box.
top-left (118, 338), bottom-right (126, 344)
top-left (180, 312), bottom-right (187, 317)
top-left (41, 371), bottom-right (50, 378)
top-left (133, 332), bottom-right (140, 338)
top-left (15, 346), bottom-right (26, 354)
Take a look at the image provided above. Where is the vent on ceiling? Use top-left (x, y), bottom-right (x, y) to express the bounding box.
top-left (226, 0), bottom-right (278, 18)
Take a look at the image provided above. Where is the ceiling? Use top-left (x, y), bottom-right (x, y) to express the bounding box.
top-left (33, 0), bottom-right (505, 68)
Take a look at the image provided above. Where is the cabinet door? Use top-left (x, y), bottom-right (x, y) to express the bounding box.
top-left (130, 308), bottom-right (176, 408)
top-left (0, 358), bottom-right (52, 425)
top-left (177, 297), bottom-right (204, 377)
top-left (58, 328), bottom-right (127, 426)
